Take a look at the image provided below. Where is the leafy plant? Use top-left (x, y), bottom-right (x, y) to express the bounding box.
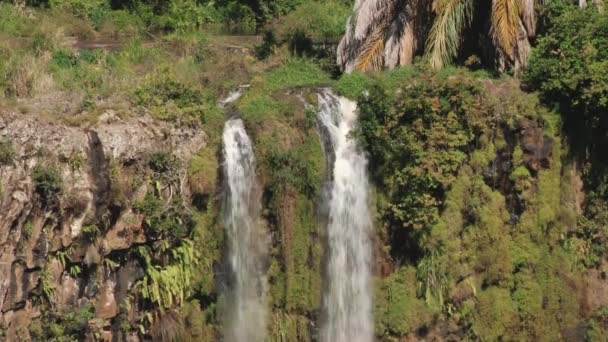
top-left (51, 49), bottom-right (80, 69)
top-left (69, 264), bottom-right (82, 277)
top-left (67, 151), bottom-right (86, 171)
top-left (135, 240), bottom-right (199, 309)
top-left (149, 152), bottom-right (179, 175)
top-left (22, 222), bottom-right (34, 241)
top-left (0, 139), bottom-right (15, 166)
top-left (133, 193), bottom-right (191, 240)
top-left (32, 164), bottom-right (63, 204)
top-left (81, 224), bottom-right (101, 242)
top-left (39, 266), bottom-right (55, 305)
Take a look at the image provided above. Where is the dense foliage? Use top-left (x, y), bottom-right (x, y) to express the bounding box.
top-left (1, 1), bottom-right (607, 341)
top-left (526, 5), bottom-right (608, 269)
top-left (349, 67), bottom-right (601, 339)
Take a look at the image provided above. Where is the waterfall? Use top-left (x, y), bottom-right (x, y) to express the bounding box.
top-left (219, 85), bottom-right (249, 108)
top-left (317, 89), bottom-right (374, 342)
top-left (222, 118), bottom-right (268, 342)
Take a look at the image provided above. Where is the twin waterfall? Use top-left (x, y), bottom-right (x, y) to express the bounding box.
top-left (221, 90), bottom-right (373, 342)
top-left (317, 90), bottom-right (374, 342)
top-left (222, 118), bottom-right (268, 342)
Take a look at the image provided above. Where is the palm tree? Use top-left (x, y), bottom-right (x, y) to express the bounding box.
top-left (337, 0), bottom-right (537, 73)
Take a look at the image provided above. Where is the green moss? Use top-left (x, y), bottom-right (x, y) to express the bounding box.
top-left (188, 147), bottom-right (219, 196)
top-left (374, 267), bottom-right (435, 337)
top-left (536, 138), bottom-right (562, 232)
top-left (239, 94), bottom-right (283, 127)
top-left (334, 72), bottom-right (373, 99)
top-left (473, 287), bottom-right (518, 341)
top-left (268, 312), bottom-right (310, 342)
top-left (262, 59), bottom-right (330, 93)
top-left (283, 194), bottom-right (321, 312)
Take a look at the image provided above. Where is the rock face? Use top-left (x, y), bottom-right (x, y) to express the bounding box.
top-left (0, 110), bottom-right (206, 341)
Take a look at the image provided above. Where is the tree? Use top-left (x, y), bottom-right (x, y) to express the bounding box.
top-left (337, 0), bottom-right (537, 73)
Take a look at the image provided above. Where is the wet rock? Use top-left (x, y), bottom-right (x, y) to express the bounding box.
top-left (1, 304), bottom-right (34, 341)
top-left (0, 110), bottom-right (206, 337)
top-left (519, 123), bottom-right (553, 171)
top-left (102, 211), bottom-right (145, 253)
top-left (116, 260), bottom-right (144, 304)
top-left (1, 263), bottom-right (39, 312)
top-left (96, 279), bottom-right (118, 319)
top-left (57, 274), bottom-right (80, 310)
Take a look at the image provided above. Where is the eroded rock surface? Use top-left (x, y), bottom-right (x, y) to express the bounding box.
top-left (0, 110), bottom-right (206, 341)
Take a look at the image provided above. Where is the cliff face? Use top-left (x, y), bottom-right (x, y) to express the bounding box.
top-left (0, 110), bottom-right (206, 341)
top-left (0, 46), bottom-right (605, 341)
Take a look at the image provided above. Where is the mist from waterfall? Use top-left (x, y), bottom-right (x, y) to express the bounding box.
top-left (317, 89), bottom-right (374, 342)
top-left (222, 117), bottom-right (268, 342)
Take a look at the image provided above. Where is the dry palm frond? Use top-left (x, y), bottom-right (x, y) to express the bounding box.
top-left (491, 0), bottom-right (522, 56)
top-left (352, 0), bottom-right (397, 39)
top-left (425, 0), bottom-right (474, 69)
top-left (354, 26), bottom-right (387, 71)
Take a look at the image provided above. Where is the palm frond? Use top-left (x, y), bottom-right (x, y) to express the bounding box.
top-left (425, 0), bottom-right (474, 69)
top-left (354, 0), bottom-right (397, 37)
top-left (354, 27), bottom-right (387, 72)
top-left (491, 0), bottom-right (522, 56)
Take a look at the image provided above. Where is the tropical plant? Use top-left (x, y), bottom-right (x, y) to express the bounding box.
top-left (337, 0), bottom-right (537, 72)
top-left (81, 224), bottom-right (101, 242)
top-left (135, 240), bottom-right (199, 309)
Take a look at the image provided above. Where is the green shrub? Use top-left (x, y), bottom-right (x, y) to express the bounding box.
top-left (266, 145), bottom-right (322, 198)
top-left (473, 287), bottom-right (518, 340)
top-left (357, 74), bottom-right (485, 233)
top-left (0, 4), bottom-right (32, 36)
top-left (30, 32), bottom-right (56, 57)
top-left (270, 0), bottom-right (351, 41)
top-left (81, 224), bottom-right (100, 242)
top-left (51, 49), bottom-right (80, 69)
top-left (375, 267), bottom-right (435, 336)
top-left (49, 0), bottom-right (108, 20)
top-left (0, 140), bottom-right (15, 166)
top-left (149, 152), bottom-right (179, 175)
top-left (133, 193), bottom-right (191, 239)
top-left (134, 72), bottom-right (207, 121)
top-left (32, 165), bottom-right (63, 203)
top-left (263, 59), bottom-right (330, 92)
top-left (136, 240), bottom-right (198, 309)
top-left (334, 72), bottom-right (373, 99)
top-left (156, 0), bottom-right (219, 33)
top-left (22, 222), bottom-right (34, 241)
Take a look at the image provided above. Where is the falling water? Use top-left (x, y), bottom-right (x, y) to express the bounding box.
top-left (317, 89), bottom-right (374, 342)
top-left (219, 85), bottom-right (249, 108)
top-left (222, 118), bottom-right (268, 342)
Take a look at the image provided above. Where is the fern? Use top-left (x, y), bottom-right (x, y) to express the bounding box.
top-left (39, 266), bottom-right (55, 305)
top-left (136, 240), bottom-right (199, 310)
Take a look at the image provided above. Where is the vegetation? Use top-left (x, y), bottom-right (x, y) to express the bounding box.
top-left (1, 0), bottom-right (608, 341)
top-left (0, 139), bottom-right (15, 166)
top-left (32, 164), bottom-right (63, 204)
top-left (348, 67), bottom-right (595, 339)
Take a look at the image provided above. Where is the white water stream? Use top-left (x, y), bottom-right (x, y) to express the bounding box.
top-left (222, 117), bottom-right (268, 342)
top-left (317, 89), bottom-right (374, 342)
